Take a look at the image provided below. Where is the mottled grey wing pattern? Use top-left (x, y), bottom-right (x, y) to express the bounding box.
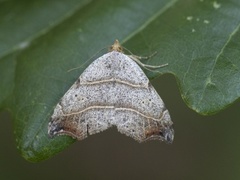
top-left (48, 51), bottom-right (174, 143)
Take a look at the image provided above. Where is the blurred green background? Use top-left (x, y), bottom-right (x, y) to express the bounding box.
top-left (1, 74), bottom-right (239, 180)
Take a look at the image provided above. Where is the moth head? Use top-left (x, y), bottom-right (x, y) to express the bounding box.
top-left (109, 39), bottom-right (123, 52)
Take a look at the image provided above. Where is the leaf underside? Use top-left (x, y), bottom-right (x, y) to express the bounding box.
top-left (0, 0), bottom-right (239, 162)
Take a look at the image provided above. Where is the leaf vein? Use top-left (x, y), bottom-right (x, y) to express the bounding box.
top-left (198, 23), bottom-right (240, 105)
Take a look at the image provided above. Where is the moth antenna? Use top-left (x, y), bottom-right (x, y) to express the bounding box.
top-left (67, 46), bottom-right (108, 72)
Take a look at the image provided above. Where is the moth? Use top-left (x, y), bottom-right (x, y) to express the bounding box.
top-left (48, 40), bottom-right (174, 143)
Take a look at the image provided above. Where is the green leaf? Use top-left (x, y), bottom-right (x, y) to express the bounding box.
top-left (0, 0), bottom-right (239, 161)
top-left (0, 0), bottom-right (90, 106)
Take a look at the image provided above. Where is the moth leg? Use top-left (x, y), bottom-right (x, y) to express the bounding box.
top-left (129, 51), bottom-right (157, 60)
top-left (129, 54), bottom-right (168, 69)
